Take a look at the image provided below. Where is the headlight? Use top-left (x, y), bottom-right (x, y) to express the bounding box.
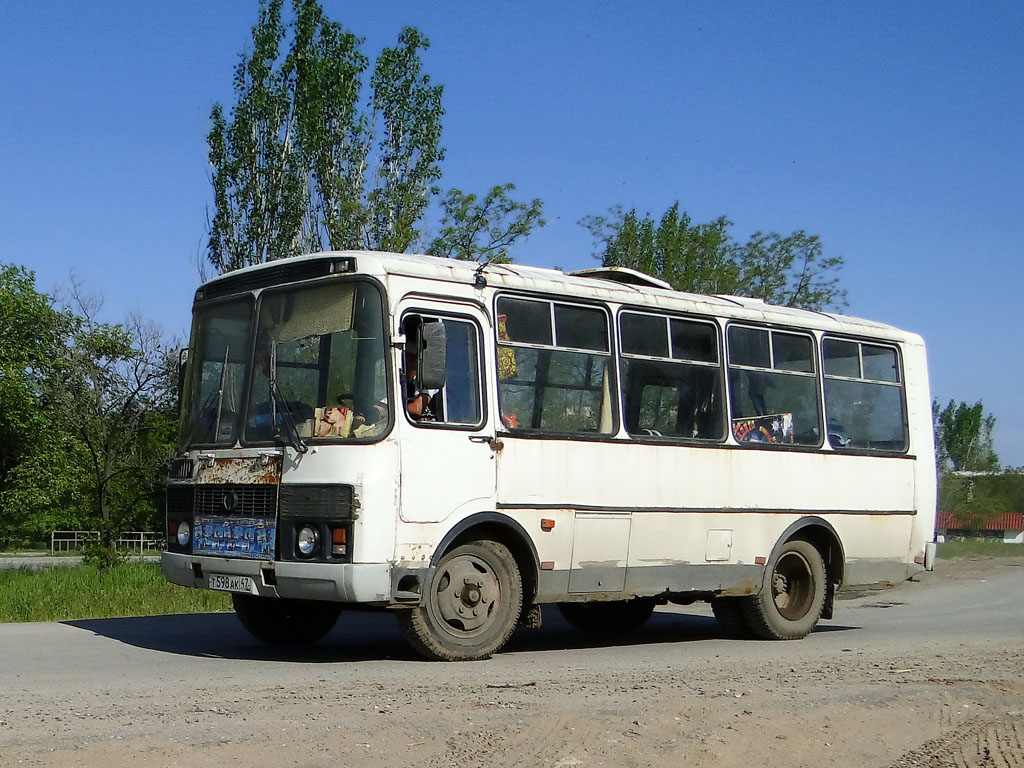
top-left (297, 525), bottom-right (318, 557)
top-left (176, 520), bottom-right (191, 547)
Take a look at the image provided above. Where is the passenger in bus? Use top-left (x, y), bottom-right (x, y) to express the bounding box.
top-left (403, 345), bottom-right (435, 420)
top-left (354, 328), bottom-right (435, 424)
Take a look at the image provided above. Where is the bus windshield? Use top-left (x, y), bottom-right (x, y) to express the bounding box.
top-left (179, 297), bottom-right (252, 449)
top-left (179, 279), bottom-right (389, 450)
top-left (245, 280), bottom-right (389, 444)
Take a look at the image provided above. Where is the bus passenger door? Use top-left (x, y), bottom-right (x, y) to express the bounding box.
top-left (396, 304), bottom-right (497, 524)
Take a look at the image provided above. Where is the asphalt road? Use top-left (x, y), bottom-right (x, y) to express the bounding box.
top-left (1, 557), bottom-right (1022, 767)
top-left (0, 554), bottom-right (161, 569)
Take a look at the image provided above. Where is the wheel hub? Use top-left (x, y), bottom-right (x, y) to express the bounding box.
top-left (435, 556), bottom-right (498, 632)
top-left (772, 551), bottom-right (812, 620)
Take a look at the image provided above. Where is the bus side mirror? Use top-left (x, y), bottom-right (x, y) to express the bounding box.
top-left (418, 322), bottom-right (447, 390)
top-left (177, 348), bottom-right (189, 415)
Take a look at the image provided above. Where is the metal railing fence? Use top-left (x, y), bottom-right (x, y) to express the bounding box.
top-left (50, 531), bottom-right (164, 553)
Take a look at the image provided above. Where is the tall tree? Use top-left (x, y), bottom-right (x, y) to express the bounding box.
top-left (0, 264), bottom-right (75, 545)
top-left (934, 399), bottom-right (1018, 530)
top-left (733, 230), bottom-right (844, 309)
top-left (363, 27), bottom-right (444, 253)
top-left (427, 184), bottom-right (545, 263)
top-left (208, 0), bottom-right (542, 274)
top-left (208, 0), bottom-right (309, 272)
top-left (934, 399), bottom-right (1000, 472)
top-left (581, 204), bottom-right (846, 310)
top-left (0, 269), bottom-right (176, 549)
top-left (40, 286), bottom-right (178, 551)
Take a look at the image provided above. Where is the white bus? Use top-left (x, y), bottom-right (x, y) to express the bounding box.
top-left (162, 251), bottom-right (937, 660)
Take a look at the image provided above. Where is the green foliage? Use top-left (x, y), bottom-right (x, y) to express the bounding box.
top-left (734, 230), bottom-right (844, 310)
top-left (0, 264), bottom-right (79, 547)
top-left (208, 0), bottom-right (543, 273)
top-left (0, 434), bottom-right (92, 544)
top-left (428, 184), bottom-right (546, 263)
top-left (0, 266), bottom-right (177, 549)
top-left (208, 0), bottom-right (311, 271)
top-left (939, 472), bottom-right (1024, 528)
top-left (365, 27), bottom-right (444, 253)
top-left (81, 538), bottom-right (127, 570)
top-left (0, 265), bottom-right (68, 485)
top-left (581, 204), bottom-right (847, 310)
top-left (934, 399), bottom-right (1000, 471)
top-left (292, 0), bottom-right (370, 252)
top-left (933, 399), bottom-right (1018, 532)
top-left (0, 562), bottom-right (230, 623)
top-left (42, 293), bottom-right (177, 547)
top-left (937, 539), bottom-right (1024, 559)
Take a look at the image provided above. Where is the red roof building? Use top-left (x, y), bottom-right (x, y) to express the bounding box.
top-left (935, 512), bottom-right (1024, 543)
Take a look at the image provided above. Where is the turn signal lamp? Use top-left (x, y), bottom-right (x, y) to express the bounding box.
top-left (332, 528), bottom-right (347, 557)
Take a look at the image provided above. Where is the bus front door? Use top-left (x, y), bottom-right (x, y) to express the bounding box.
top-left (396, 303), bottom-right (497, 526)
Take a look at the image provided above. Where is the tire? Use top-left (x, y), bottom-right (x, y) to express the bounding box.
top-left (232, 594), bottom-right (342, 646)
top-left (397, 539), bottom-right (522, 661)
top-left (742, 538), bottom-right (826, 640)
top-left (711, 596), bottom-right (753, 638)
top-left (557, 598), bottom-right (656, 632)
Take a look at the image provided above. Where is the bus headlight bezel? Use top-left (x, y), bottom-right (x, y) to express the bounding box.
top-left (176, 520), bottom-right (191, 547)
top-left (297, 525), bottom-right (319, 558)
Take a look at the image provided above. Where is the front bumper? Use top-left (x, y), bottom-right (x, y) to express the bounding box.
top-left (162, 551), bottom-right (391, 604)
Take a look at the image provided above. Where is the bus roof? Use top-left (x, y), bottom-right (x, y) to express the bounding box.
top-left (200, 250), bottom-right (922, 345)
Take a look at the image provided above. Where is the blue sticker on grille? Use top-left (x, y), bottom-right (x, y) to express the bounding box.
top-left (193, 515), bottom-right (276, 560)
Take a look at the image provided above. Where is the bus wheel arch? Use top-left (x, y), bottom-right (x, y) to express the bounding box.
top-left (396, 513), bottom-right (538, 661)
top-left (399, 537), bottom-right (523, 661)
top-left (432, 512), bottom-right (540, 607)
top-left (774, 516), bottom-right (845, 619)
top-left (742, 518), bottom-right (845, 640)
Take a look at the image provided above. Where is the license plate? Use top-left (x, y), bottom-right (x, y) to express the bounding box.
top-left (208, 573), bottom-right (258, 594)
top-left (193, 515), bottom-right (276, 560)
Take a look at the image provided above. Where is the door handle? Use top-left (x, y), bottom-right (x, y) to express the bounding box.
top-left (468, 435), bottom-right (504, 452)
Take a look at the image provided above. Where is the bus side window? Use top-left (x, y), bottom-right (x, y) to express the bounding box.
top-left (727, 326), bottom-right (821, 446)
top-left (496, 296), bottom-right (613, 434)
top-left (822, 338), bottom-right (906, 451)
top-left (619, 312), bottom-right (724, 440)
top-left (402, 315), bottom-right (483, 428)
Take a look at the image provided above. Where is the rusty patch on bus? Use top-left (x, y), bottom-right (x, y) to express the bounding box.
top-left (717, 577), bottom-right (761, 597)
top-left (197, 456), bottom-right (282, 485)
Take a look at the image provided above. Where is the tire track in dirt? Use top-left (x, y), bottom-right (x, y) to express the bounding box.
top-left (890, 717), bottom-right (1024, 768)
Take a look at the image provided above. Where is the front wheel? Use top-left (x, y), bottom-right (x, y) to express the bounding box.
top-left (232, 594), bottom-right (342, 646)
top-left (743, 539), bottom-right (826, 640)
top-left (398, 539), bottom-right (523, 661)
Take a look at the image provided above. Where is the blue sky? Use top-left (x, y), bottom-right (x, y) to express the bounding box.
top-left (2, 1), bottom-right (1022, 465)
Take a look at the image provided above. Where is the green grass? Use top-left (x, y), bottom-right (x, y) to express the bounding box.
top-left (937, 539), bottom-right (1024, 559)
top-left (0, 562), bottom-right (231, 623)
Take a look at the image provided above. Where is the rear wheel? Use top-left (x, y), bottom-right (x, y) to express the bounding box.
top-left (743, 539), bottom-right (826, 640)
top-left (398, 539), bottom-right (522, 661)
top-left (557, 598), bottom-right (656, 632)
top-left (232, 594), bottom-right (342, 646)
top-left (711, 596), bottom-right (752, 638)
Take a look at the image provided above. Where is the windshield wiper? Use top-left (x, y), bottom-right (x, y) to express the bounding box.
top-left (212, 345), bottom-right (230, 441)
top-left (179, 346), bottom-right (229, 448)
top-left (268, 348), bottom-right (308, 454)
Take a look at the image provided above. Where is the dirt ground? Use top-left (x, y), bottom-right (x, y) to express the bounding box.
top-left (2, 556), bottom-right (1023, 768)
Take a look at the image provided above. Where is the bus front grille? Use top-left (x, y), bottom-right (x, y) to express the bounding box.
top-left (166, 485), bottom-right (278, 519)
